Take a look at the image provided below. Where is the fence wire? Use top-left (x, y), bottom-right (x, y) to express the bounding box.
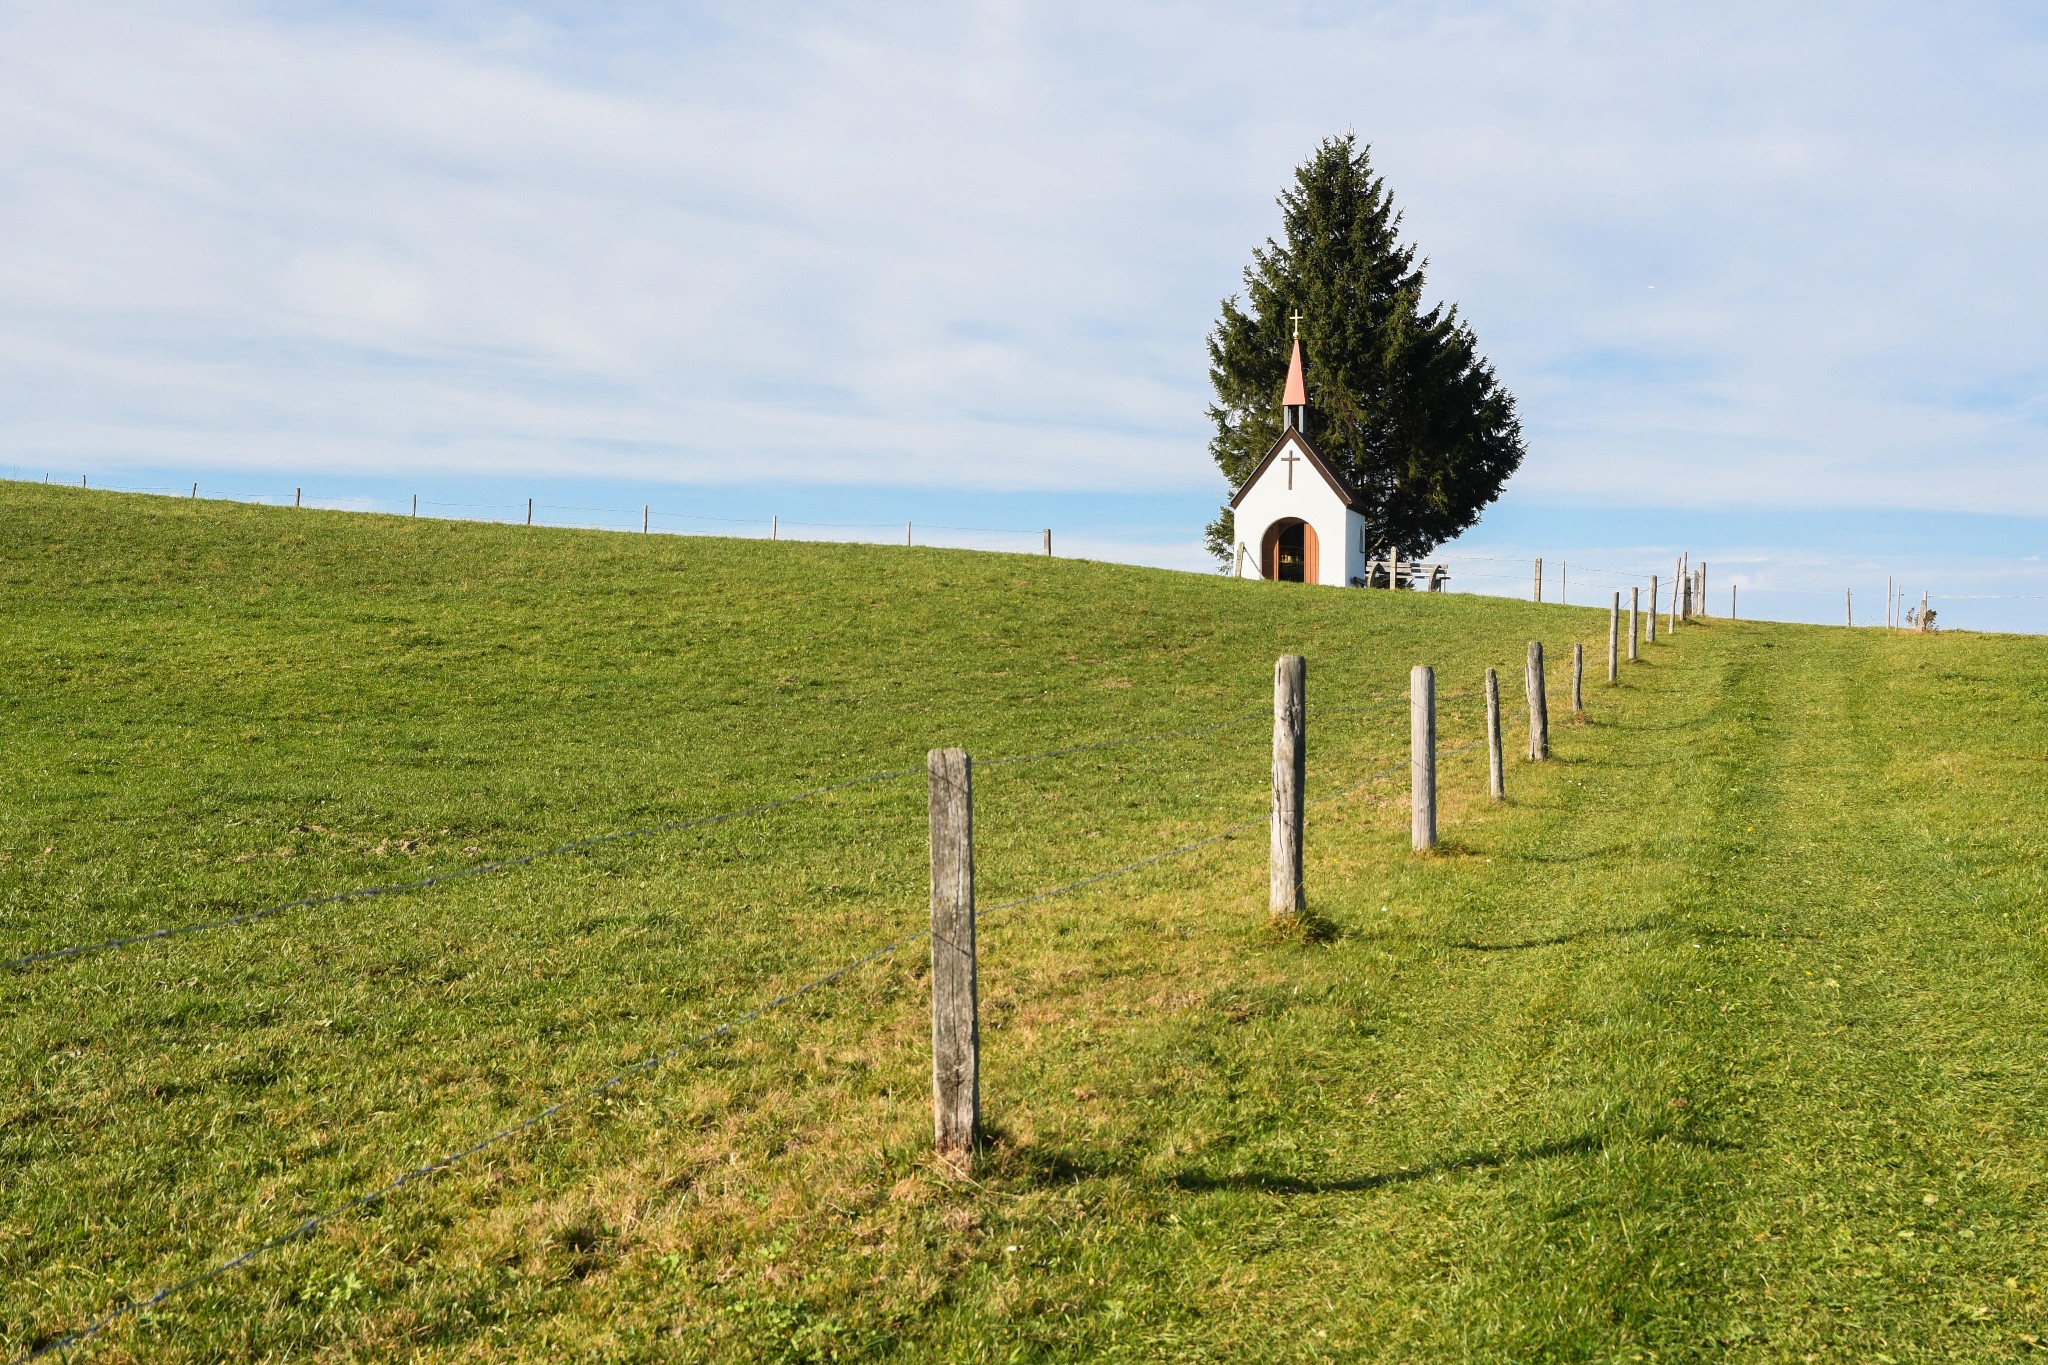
top-left (11, 702), bottom-right (1522, 1360)
top-left (1, 766), bottom-right (918, 974)
top-left (7, 703), bottom-right (1317, 972)
top-left (13, 768), bottom-right (1325, 1361)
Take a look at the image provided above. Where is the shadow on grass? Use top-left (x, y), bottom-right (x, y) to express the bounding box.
top-left (1165, 1132), bottom-right (1605, 1195)
top-left (998, 1121), bottom-right (1741, 1198)
top-left (1511, 842), bottom-right (1634, 866)
top-left (1452, 918), bottom-right (1664, 953)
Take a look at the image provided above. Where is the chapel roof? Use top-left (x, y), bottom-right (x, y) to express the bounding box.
top-left (1227, 426), bottom-right (1362, 511)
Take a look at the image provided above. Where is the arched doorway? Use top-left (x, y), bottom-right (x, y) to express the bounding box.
top-left (1260, 519), bottom-right (1318, 583)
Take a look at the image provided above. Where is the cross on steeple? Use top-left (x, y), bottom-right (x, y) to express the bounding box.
top-left (1288, 309), bottom-right (1303, 340)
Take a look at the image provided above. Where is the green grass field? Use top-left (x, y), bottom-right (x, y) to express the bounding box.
top-left (4, 482), bottom-right (2047, 1362)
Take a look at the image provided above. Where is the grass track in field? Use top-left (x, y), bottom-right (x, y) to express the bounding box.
top-left (3, 483), bottom-right (2046, 1361)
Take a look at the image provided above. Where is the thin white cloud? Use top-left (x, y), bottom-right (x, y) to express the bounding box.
top-left (1, 1), bottom-right (2045, 513)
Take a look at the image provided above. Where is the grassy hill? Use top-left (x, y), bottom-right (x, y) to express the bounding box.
top-left (3, 482), bottom-right (2046, 1362)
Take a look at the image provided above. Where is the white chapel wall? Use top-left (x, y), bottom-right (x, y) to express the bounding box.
top-left (1233, 448), bottom-right (1353, 587)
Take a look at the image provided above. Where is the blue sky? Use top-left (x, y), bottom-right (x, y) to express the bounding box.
top-left (4, 2), bottom-right (2046, 628)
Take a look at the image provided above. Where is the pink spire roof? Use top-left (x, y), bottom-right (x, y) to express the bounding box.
top-left (1282, 336), bottom-right (1307, 406)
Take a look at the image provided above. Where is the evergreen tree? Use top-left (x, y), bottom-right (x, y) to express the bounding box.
top-left (1204, 134), bottom-right (1524, 566)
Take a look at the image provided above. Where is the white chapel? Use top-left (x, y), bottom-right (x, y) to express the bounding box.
top-left (1228, 334), bottom-right (1374, 587)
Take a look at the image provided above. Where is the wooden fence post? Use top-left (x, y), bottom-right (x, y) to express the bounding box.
top-left (644, 505), bottom-right (650, 533)
top-left (1731, 584), bottom-right (1738, 619)
top-left (295, 487), bottom-right (302, 508)
top-left (1533, 557), bottom-right (1543, 603)
top-left (1668, 569), bottom-right (1679, 635)
top-left (526, 497), bottom-right (533, 527)
top-left (1572, 643), bottom-right (1585, 718)
top-left (772, 515), bottom-right (778, 540)
top-left (1411, 665), bottom-right (1436, 851)
top-left (1608, 592), bottom-right (1620, 682)
top-left (1043, 529), bottom-right (1052, 556)
top-left (1526, 641), bottom-right (1549, 761)
top-left (411, 493), bottom-right (418, 517)
top-left (1485, 667), bottom-right (1505, 800)
top-left (190, 482), bottom-right (198, 499)
top-left (1271, 655), bottom-right (1306, 917)
top-left (907, 521), bottom-right (913, 546)
top-left (928, 747), bottom-right (979, 1175)
top-left (1647, 576), bottom-right (1659, 643)
top-left (1846, 589), bottom-right (1852, 627)
top-left (1628, 586), bottom-right (1640, 660)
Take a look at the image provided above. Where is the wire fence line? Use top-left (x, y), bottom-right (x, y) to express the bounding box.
top-left (12, 719), bottom-right (1464, 1365)
top-left (5, 702), bottom-right (1366, 974)
top-left (16, 471), bottom-right (2046, 620)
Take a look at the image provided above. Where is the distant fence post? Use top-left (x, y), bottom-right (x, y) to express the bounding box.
top-left (772, 515), bottom-right (778, 540)
top-left (1411, 665), bottom-right (1436, 851)
top-left (928, 746), bottom-right (979, 1175)
top-left (907, 521), bottom-right (913, 546)
top-left (1647, 576), bottom-right (1659, 643)
top-left (526, 498), bottom-right (533, 527)
top-left (1533, 557), bottom-right (1543, 603)
top-left (1731, 584), bottom-right (1738, 619)
top-left (1668, 570), bottom-right (1678, 635)
top-left (1846, 588), bottom-right (1852, 627)
top-left (644, 505), bottom-right (650, 533)
top-left (1608, 593), bottom-right (1620, 683)
top-left (411, 494), bottom-right (418, 517)
top-left (190, 483), bottom-right (198, 499)
top-left (1561, 561), bottom-right (1568, 606)
top-left (1043, 529), bottom-right (1052, 556)
top-left (1572, 643), bottom-right (1585, 718)
top-left (295, 487), bottom-right (302, 509)
top-left (1628, 586), bottom-right (1640, 660)
top-left (1526, 641), bottom-right (1549, 761)
top-left (1699, 564), bottom-right (1708, 615)
top-left (1271, 655), bottom-right (1306, 917)
top-left (1485, 667), bottom-right (1505, 800)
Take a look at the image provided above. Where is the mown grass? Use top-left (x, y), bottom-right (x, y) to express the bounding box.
top-left (3, 482), bottom-right (2046, 1362)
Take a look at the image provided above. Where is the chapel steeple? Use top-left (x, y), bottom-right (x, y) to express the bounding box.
top-left (1282, 311), bottom-right (1307, 433)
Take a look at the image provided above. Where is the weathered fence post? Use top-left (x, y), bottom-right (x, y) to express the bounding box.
top-left (643, 505), bottom-right (650, 533)
top-left (1485, 667), bottom-right (1505, 801)
top-left (1647, 576), bottom-right (1659, 643)
top-left (772, 515), bottom-right (778, 540)
top-left (1887, 574), bottom-right (1894, 628)
top-left (1411, 665), bottom-right (1436, 851)
top-left (1845, 588), bottom-right (1852, 627)
top-left (1526, 641), bottom-right (1549, 761)
top-left (1628, 586), bottom-right (1640, 660)
top-left (1699, 563), bottom-right (1708, 615)
top-left (1562, 561), bottom-right (1568, 605)
top-left (190, 482), bottom-right (198, 499)
top-left (1043, 529), bottom-right (1052, 556)
top-left (1731, 584), bottom-right (1738, 619)
top-left (1533, 557), bottom-right (1543, 603)
top-left (411, 493), bottom-right (418, 517)
top-left (1668, 570), bottom-right (1679, 635)
top-left (928, 746), bottom-right (978, 1175)
top-left (1271, 655), bottom-right (1306, 917)
top-left (1572, 643), bottom-right (1585, 718)
top-left (526, 497), bottom-right (533, 527)
top-left (295, 487), bottom-right (302, 508)
top-left (1608, 592), bottom-right (1620, 682)
top-left (907, 521), bottom-right (914, 546)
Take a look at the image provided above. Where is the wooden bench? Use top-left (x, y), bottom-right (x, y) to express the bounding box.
top-left (1357, 558), bottom-right (1449, 591)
